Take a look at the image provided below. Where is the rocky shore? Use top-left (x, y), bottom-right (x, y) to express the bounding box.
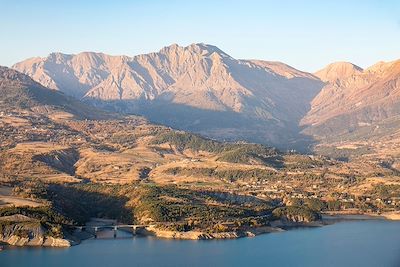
top-left (1, 235), bottom-right (75, 247)
top-left (137, 223), bottom-right (302, 240)
top-left (0, 215), bottom-right (78, 248)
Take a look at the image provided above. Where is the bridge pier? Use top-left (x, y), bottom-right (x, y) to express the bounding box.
top-left (113, 226), bottom-right (118, 238)
top-left (132, 226), bottom-right (137, 236)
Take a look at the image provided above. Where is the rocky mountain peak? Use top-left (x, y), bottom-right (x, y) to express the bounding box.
top-left (314, 61), bottom-right (363, 82)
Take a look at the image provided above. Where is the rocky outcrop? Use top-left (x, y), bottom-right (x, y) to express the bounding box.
top-left (272, 206), bottom-right (321, 223)
top-left (137, 225), bottom-right (283, 240)
top-left (42, 236), bottom-right (74, 247)
top-left (0, 215), bottom-right (76, 247)
top-left (1, 234), bottom-right (73, 247)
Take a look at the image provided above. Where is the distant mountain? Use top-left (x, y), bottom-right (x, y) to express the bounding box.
top-left (314, 62), bottom-right (363, 82)
top-left (13, 43), bottom-right (324, 150)
top-left (302, 60), bottom-right (400, 141)
top-left (0, 66), bottom-right (110, 120)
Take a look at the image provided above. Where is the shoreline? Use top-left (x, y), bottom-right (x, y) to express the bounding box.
top-left (1, 212), bottom-right (399, 249)
top-left (135, 225), bottom-right (285, 240)
top-left (322, 211), bottom-right (400, 221)
top-left (133, 212), bottom-right (400, 240)
top-left (84, 212), bottom-right (400, 241)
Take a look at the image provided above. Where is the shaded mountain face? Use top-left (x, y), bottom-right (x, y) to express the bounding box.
top-left (13, 44), bottom-right (324, 151)
top-left (302, 60), bottom-right (400, 141)
top-left (0, 66), bottom-right (110, 120)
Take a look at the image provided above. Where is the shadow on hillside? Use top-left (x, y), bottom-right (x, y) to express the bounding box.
top-left (47, 184), bottom-right (134, 224)
top-left (263, 155), bottom-right (286, 169)
top-left (33, 149), bottom-right (80, 176)
top-left (85, 98), bottom-right (318, 153)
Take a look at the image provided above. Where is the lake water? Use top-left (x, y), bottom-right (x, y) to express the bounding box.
top-left (1, 219), bottom-right (400, 267)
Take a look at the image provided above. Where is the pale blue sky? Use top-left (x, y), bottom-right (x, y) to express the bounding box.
top-left (0, 0), bottom-right (399, 71)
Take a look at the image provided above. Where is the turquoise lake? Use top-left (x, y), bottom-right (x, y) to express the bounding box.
top-left (1, 219), bottom-right (400, 267)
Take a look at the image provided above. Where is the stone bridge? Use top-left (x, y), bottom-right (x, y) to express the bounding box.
top-left (74, 224), bottom-right (152, 238)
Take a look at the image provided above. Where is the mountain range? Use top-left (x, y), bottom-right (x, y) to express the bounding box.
top-left (303, 59), bottom-right (400, 143)
top-left (11, 43), bottom-right (400, 150)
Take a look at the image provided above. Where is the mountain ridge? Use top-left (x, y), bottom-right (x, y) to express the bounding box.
top-left (0, 66), bottom-right (113, 120)
top-left (12, 43), bottom-right (400, 149)
top-left (13, 43), bottom-right (324, 150)
top-left (302, 59), bottom-right (400, 141)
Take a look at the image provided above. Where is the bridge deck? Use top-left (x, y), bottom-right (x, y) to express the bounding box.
top-left (74, 224), bottom-right (151, 228)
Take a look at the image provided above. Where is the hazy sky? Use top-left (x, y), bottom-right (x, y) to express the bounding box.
top-left (1, 0), bottom-right (399, 71)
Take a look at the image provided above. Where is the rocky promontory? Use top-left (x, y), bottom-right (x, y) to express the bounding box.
top-left (0, 214), bottom-right (77, 247)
